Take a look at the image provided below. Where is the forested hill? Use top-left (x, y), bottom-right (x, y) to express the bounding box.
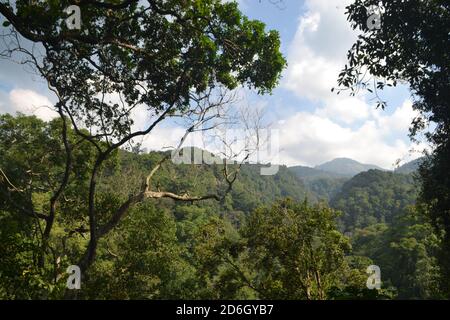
top-left (288, 158), bottom-right (421, 204)
top-left (288, 158), bottom-right (388, 203)
top-left (116, 149), bottom-right (419, 222)
top-left (395, 157), bottom-right (424, 174)
top-left (0, 114), bottom-right (434, 299)
top-left (113, 150), bottom-right (419, 232)
top-left (288, 165), bottom-right (346, 180)
top-left (329, 170), bottom-right (418, 231)
top-left (110, 148), bottom-right (316, 215)
top-left (102, 152), bottom-right (430, 299)
top-left (288, 157), bottom-right (384, 181)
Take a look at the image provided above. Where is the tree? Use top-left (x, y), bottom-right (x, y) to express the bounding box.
top-left (330, 170), bottom-right (417, 231)
top-left (78, 201), bottom-right (188, 299)
top-left (352, 206), bottom-right (442, 299)
top-left (0, 0), bottom-right (286, 287)
top-left (337, 0), bottom-right (449, 295)
top-left (240, 199), bottom-right (351, 300)
top-left (0, 113), bottom-right (99, 298)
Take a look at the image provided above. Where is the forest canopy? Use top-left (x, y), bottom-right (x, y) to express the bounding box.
top-left (0, 0), bottom-right (448, 301)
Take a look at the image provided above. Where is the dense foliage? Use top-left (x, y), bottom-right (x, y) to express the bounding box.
top-left (330, 170), bottom-right (418, 231)
top-left (351, 206), bottom-right (442, 299)
top-left (0, 114), bottom-right (443, 300)
top-left (338, 0), bottom-right (450, 295)
top-left (0, 0), bottom-right (447, 300)
top-left (0, 0), bottom-right (287, 279)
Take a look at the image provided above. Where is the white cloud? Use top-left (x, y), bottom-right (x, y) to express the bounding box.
top-left (315, 95), bottom-right (370, 125)
top-left (283, 0), bottom-right (358, 101)
top-left (275, 0), bottom-right (423, 168)
top-left (0, 0), bottom-right (424, 170)
top-left (8, 89), bottom-right (57, 121)
top-left (374, 99), bottom-right (417, 135)
top-left (140, 126), bottom-right (186, 151)
top-left (274, 99), bottom-right (422, 169)
top-left (0, 91), bottom-right (9, 113)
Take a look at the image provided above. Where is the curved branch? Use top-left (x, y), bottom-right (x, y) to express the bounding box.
top-left (0, 167), bottom-right (49, 220)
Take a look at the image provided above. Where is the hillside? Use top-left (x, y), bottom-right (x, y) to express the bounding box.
top-left (0, 115), bottom-right (434, 300)
top-left (304, 176), bottom-right (349, 202)
top-left (330, 169), bottom-right (418, 231)
top-left (288, 165), bottom-right (347, 180)
top-left (0, 0), bottom-right (447, 301)
top-left (109, 149), bottom-right (315, 215)
top-left (395, 157), bottom-right (424, 174)
top-left (288, 157), bottom-right (387, 203)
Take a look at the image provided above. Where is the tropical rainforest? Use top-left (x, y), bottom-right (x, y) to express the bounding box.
top-left (0, 0), bottom-right (449, 300)
top-left (0, 113), bottom-right (443, 299)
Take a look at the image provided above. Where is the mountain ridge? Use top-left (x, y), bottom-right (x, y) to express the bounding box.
top-left (314, 157), bottom-right (384, 176)
top-left (395, 157), bottom-right (424, 174)
top-left (288, 157), bottom-right (385, 179)
top-left (287, 158), bottom-right (418, 201)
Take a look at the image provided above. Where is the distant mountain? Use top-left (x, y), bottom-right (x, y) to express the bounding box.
top-left (395, 157), bottom-right (424, 174)
top-left (288, 158), bottom-right (384, 202)
top-left (288, 166), bottom-right (349, 202)
top-left (288, 165), bottom-right (346, 181)
top-left (315, 158), bottom-right (384, 177)
top-left (116, 148), bottom-right (315, 214)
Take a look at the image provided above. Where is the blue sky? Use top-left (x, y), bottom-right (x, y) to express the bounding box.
top-left (0, 0), bottom-right (425, 169)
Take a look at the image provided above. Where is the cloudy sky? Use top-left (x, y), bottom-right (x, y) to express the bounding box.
top-left (0, 0), bottom-right (425, 169)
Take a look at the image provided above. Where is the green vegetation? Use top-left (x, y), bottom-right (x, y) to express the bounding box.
top-left (0, 114), bottom-right (443, 299)
top-left (330, 170), bottom-right (418, 231)
top-left (304, 177), bottom-right (348, 203)
top-left (0, 0), bottom-right (287, 279)
top-left (339, 0), bottom-right (450, 296)
top-left (395, 158), bottom-right (423, 175)
top-left (351, 206), bottom-right (442, 299)
top-left (0, 0), bottom-right (448, 300)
